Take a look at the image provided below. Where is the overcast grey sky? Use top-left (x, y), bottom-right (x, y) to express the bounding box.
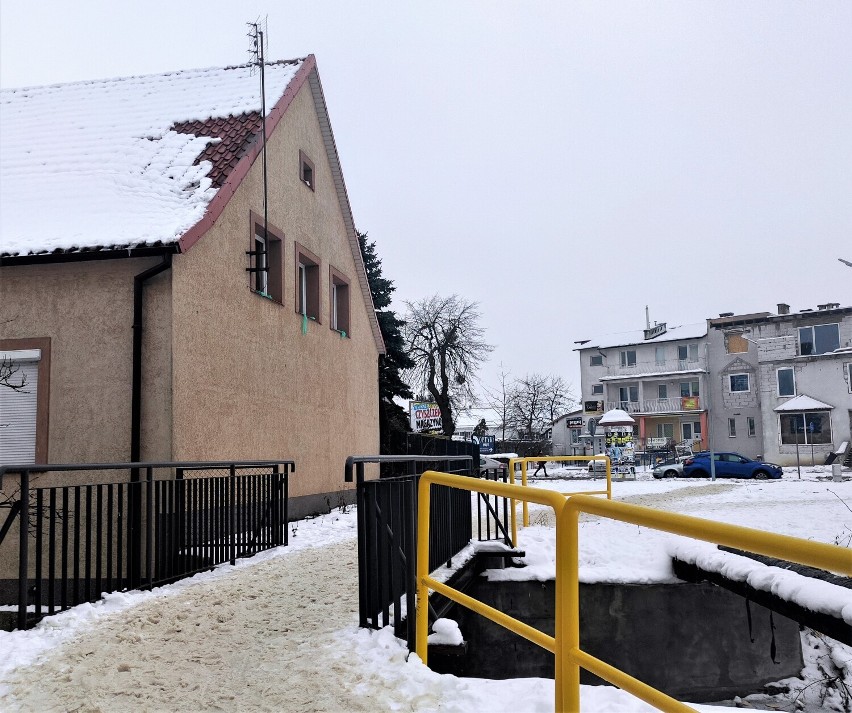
top-left (2, 1), bottom-right (850, 398)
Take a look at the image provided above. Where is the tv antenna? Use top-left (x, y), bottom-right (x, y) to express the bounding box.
top-left (248, 20), bottom-right (270, 258)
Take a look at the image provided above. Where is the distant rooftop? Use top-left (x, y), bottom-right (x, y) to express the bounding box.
top-left (574, 322), bottom-right (707, 351)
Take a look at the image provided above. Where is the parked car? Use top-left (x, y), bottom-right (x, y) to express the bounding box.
top-left (479, 456), bottom-right (506, 474)
top-left (652, 459), bottom-right (684, 479)
top-left (682, 452), bottom-right (783, 479)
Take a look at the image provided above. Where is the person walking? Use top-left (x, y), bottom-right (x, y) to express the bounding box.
top-left (533, 458), bottom-right (548, 476)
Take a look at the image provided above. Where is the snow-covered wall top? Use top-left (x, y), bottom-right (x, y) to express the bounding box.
top-left (0, 60), bottom-right (304, 257)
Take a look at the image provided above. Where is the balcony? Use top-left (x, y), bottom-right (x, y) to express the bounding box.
top-left (606, 397), bottom-right (702, 414)
top-left (599, 358), bottom-right (707, 381)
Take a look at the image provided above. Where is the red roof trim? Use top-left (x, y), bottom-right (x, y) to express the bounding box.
top-left (178, 55), bottom-right (317, 253)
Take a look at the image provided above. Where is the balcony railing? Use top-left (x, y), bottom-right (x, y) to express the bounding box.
top-left (600, 357), bottom-right (707, 380)
top-left (606, 397), bottom-right (701, 413)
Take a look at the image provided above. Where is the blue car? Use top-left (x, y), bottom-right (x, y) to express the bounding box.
top-left (682, 452), bottom-right (783, 479)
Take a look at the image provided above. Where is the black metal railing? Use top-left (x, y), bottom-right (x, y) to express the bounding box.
top-left (345, 454), bottom-right (511, 651)
top-left (0, 460), bottom-right (293, 630)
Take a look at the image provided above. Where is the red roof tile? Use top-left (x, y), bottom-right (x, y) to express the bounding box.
top-left (172, 112), bottom-right (262, 188)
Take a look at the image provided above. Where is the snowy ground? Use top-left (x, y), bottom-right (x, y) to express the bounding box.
top-left (0, 468), bottom-right (850, 712)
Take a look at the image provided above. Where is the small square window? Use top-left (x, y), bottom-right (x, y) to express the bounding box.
top-left (729, 373), bottom-right (750, 392)
top-left (329, 266), bottom-right (350, 336)
top-left (299, 150), bottom-right (315, 191)
top-left (592, 384), bottom-right (603, 395)
top-left (590, 354), bottom-right (603, 366)
top-left (295, 242), bottom-right (321, 322)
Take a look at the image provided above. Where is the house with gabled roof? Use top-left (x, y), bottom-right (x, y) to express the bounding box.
top-left (0, 56), bottom-right (384, 516)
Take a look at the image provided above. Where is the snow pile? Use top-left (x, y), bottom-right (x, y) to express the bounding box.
top-left (0, 60), bottom-right (303, 256)
top-left (428, 618), bottom-right (464, 646)
top-left (668, 541), bottom-right (852, 625)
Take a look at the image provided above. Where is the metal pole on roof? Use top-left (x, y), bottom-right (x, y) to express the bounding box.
top-left (248, 21), bottom-right (270, 251)
top-left (705, 343), bottom-right (716, 481)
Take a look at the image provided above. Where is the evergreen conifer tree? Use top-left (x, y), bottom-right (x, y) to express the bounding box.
top-left (358, 231), bottom-right (414, 453)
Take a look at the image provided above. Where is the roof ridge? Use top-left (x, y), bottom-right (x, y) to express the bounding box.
top-left (0, 58), bottom-right (307, 94)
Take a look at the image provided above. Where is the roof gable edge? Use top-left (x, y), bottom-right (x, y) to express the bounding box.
top-left (177, 56), bottom-right (315, 254)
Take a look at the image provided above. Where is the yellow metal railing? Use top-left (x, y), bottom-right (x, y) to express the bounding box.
top-left (415, 471), bottom-right (852, 713)
top-left (507, 455), bottom-right (611, 544)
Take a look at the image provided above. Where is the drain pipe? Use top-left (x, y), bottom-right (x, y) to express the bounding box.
top-left (131, 252), bottom-right (173, 468)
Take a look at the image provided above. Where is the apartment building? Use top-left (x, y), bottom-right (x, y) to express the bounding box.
top-left (708, 303), bottom-right (852, 465)
top-left (575, 322), bottom-right (709, 452)
top-left (575, 302), bottom-right (852, 465)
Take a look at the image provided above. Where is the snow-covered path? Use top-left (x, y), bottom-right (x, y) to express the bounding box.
top-left (2, 475), bottom-right (849, 712)
top-left (3, 540), bottom-right (372, 712)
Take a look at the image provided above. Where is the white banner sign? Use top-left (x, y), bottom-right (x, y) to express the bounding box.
top-left (410, 402), bottom-right (442, 432)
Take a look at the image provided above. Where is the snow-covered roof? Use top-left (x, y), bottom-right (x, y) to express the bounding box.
top-left (773, 394), bottom-right (834, 412)
top-left (0, 60), bottom-right (304, 257)
top-left (576, 322), bottom-right (707, 351)
top-left (598, 409), bottom-right (636, 426)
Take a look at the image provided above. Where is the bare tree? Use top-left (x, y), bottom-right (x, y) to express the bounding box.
top-left (508, 373), bottom-right (576, 439)
top-left (479, 363), bottom-right (514, 442)
top-left (404, 294), bottom-right (493, 436)
top-left (1, 356), bottom-right (27, 391)
top-left (543, 375), bottom-right (575, 427)
top-left (508, 373), bottom-right (549, 439)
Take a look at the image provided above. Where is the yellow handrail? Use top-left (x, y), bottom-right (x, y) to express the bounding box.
top-left (415, 471), bottom-right (852, 713)
top-left (507, 455), bottom-right (611, 543)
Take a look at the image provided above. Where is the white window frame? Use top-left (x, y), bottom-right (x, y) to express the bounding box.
top-left (729, 373), bottom-right (750, 393)
top-left (656, 423), bottom-right (674, 439)
top-left (298, 263), bottom-right (308, 316)
top-left (0, 349), bottom-right (41, 466)
top-left (592, 384), bottom-right (603, 395)
top-left (620, 350), bottom-right (636, 367)
top-left (776, 367), bottom-right (796, 397)
top-left (847, 363), bottom-right (852, 393)
top-left (798, 323), bottom-right (840, 356)
top-left (728, 418), bottom-right (737, 438)
top-left (590, 354), bottom-right (603, 366)
top-left (655, 347), bottom-right (666, 364)
top-left (658, 384), bottom-right (667, 399)
top-left (680, 381), bottom-right (699, 397)
top-left (747, 417), bottom-right (756, 437)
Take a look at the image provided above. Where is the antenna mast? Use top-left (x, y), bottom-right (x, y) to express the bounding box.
top-left (248, 20), bottom-right (269, 248)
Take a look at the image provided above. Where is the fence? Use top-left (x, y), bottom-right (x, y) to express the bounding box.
top-left (414, 470), bottom-right (852, 713)
top-left (508, 455), bottom-right (611, 544)
top-left (345, 454), bottom-right (511, 651)
top-left (0, 460), bottom-right (293, 630)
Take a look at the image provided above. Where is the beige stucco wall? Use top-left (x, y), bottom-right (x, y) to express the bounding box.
top-left (0, 257), bottom-right (173, 468)
top-left (0, 258), bottom-right (172, 582)
top-left (170, 75), bottom-right (380, 502)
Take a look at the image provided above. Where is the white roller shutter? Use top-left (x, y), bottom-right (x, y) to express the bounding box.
top-left (0, 351), bottom-right (40, 466)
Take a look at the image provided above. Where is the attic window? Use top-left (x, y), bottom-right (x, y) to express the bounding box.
top-left (300, 150), bottom-right (315, 190)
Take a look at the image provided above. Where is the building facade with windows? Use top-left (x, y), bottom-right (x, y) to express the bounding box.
top-left (575, 322), bottom-right (709, 453)
top-left (0, 57), bottom-right (384, 516)
top-left (708, 303), bottom-right (852, 465)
